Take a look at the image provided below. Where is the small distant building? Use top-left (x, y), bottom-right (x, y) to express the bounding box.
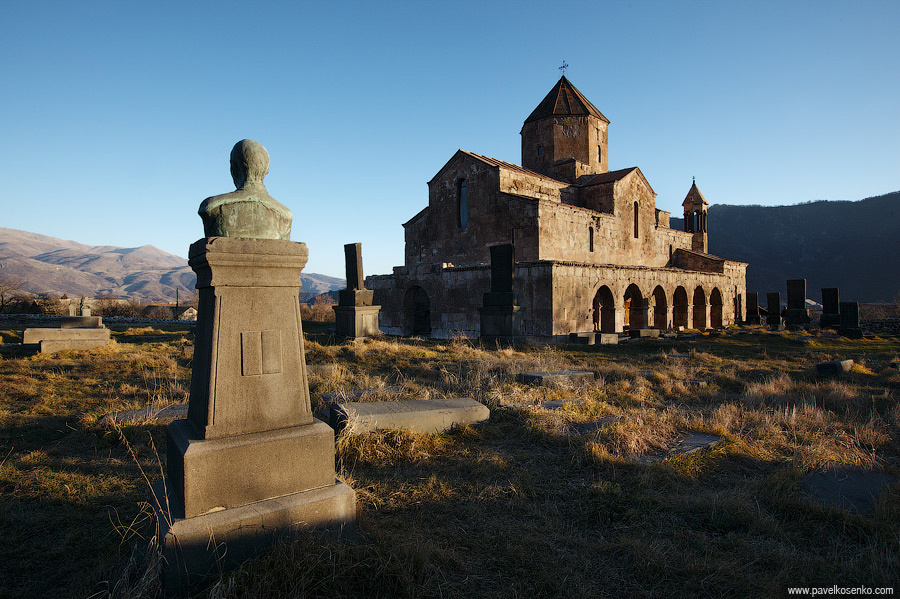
top-left (368, 76), bottom-right (748, 341)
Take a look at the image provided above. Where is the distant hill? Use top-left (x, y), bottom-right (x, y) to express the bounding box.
top-left (671, 192), bottom-right (900, 302)
top-left (0, 228), bottom-right (344, 303)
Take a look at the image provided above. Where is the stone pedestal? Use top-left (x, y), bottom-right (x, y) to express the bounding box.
top-left (157, 237), bottom-right (356, 593)
top-left (333, 305), bottom-right (381, 339)
top-left (478, 302), bottom-right (525, 342)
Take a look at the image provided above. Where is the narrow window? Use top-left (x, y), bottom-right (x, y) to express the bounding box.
top-left (633, 201), bottom-right (639, 238)
top-left (589, 226), bottom-right (594, 252)
top-left (597, 145), bottom-right (602, 163)
top-left (457, 179), bottom-right (468, 228)
top-left (537, 144), bottom-right (544, 157)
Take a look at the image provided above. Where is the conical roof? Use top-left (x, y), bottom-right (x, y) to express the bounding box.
top-left (682, 180), bottom-right (709, 208)
top-left (524, 76), bottom-right (609, 124)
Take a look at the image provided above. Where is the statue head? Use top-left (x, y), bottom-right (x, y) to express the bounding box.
top-left (230, 139), bottom-right (270, 188)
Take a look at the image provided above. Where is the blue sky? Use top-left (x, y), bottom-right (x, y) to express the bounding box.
top-left (3, 0), bottom-right (898, 279)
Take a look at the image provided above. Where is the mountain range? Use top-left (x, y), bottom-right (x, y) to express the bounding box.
top-left (0, 228), bottom-right (344, 303)
top-left (671, 191), bottom-right (899, 303)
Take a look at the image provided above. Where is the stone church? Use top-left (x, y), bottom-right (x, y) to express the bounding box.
top-left (368, 76), bottom-right (747, 341)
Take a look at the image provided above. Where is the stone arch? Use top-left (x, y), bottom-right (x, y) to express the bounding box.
top-left (710, 287), bottom-right (724, 329)
top-left (692, 286), bottom-right (707, 330)
top-left (624, 283), bottom-right (645, 329)
top-left (592, 285), bottom-right (616, 333)
top-left (652, 285), bottom-right (667, 329)
top-left (402, 285), bottom-right (431, 336)
top-left (673, 286), bottom-right (689, 329)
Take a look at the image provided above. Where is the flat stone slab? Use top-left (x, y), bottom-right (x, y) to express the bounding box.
top-left (568, 332), bottom-right (595, 345)
top-left (680, 379), bottom-right (708, 387)
top-left (60, 316), bottom-right (103, 328)
top-left (662, 353), bottom-right (689, 360)
top-left (23, 327), bottom-right (110, 344)
top-left (307, 364), bottom-right (339, 377)
top-left (816, 359), bottom-right (854, 375)
top-left (518, 370), bottom-right (595, 386)
top-left (319, 386), bottom-right (404, 404)
top-left (102, 403), bottom-right (189, 425)
top-left (801, 468), bottom-right (898, 515)
top-left (598, 333), bottom-right (620, 345)
top-left (507, 398), bottom-right (585, 411)
top-left (330, 397), bottom-right (489, 435)
top-left (639, 432), bottom-right (722, 464)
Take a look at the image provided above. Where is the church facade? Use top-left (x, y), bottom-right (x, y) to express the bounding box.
top-left (368, 76), bottom-right (747, 341)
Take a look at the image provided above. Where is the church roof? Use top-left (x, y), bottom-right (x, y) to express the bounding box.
top-left (524, 76), bottom-right (609, 124)
top-left (462, 151), bottom-right (565, 183)
top-left (682, 180), bottom-right (709, 207)
top-left (579, 167), bottom-right (639, 186)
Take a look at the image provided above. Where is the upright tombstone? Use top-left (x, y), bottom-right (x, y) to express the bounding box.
top-left (766, 292), bottom-right (783, 329)
top-left (156, 140), bottom-right (356, 593)
top-left (333, 243), bottom-right (381, 339)
top-left (746, 292), bottom-right (761, 325)
top-left (839, 301), bottom-right (862, 338)
top-left (783, 279), bottom-right (811, 328)
top-left (820, 288), bottom-right (840, 328)
top-left (478, 243), bottom-right (524, 342)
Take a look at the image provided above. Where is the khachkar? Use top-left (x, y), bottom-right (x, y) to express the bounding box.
top-left (478, 244), bottom-right (525, 342)
top-left (332, 243), bottom-right (381, 339)
top-left (155, 140), bottom-right (356, 592)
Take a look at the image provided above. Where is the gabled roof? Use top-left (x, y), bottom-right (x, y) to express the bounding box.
top-left (579, 166), bottom-right (657, 197)
top-left (524, 76), bottom-right (609, 124)
top-left (682, 180), bottom-right (709, 208)
top-left (428, 149), bottom-right (568, 186)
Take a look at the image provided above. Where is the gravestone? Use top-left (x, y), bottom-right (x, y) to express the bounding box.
top-left (333, 243), bottom-right (381, 339)
top-left (156, 140), bottom-right (356, 593)
top-left (746, 292), bottom-right (760, 325)
top-left (22, 316), bottom-right (110, 353)
top-left (329, 397), bottom-right (489, 434)
top-left (839, 301), bottom-right (862, 338)
top-left (478, 244), bottom-right (524, 342)
top-left (783, 279), bottom-right (811, 327)
top-left (766, 292), bottom-right (783, 329)
top-left (517, 370), bottom-right (595, 385)
top-left (816, 359), bottom-right (854, 375)
top-left (820, 288), bottom-right (840, 328)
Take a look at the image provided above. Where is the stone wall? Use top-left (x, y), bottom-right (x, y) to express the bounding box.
top-left (860, 319), bottom-right (900, 335)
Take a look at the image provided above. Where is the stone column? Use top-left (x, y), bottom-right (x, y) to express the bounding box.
top-left (333, 243), bottom-right (381, 339)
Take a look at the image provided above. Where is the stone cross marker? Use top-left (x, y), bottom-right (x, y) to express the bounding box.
top-left (334, 243), bottom-right (380, 338)
top-left (784, 279), bottom-right (811, 327)
top-left (766, 292), bottom-right (782, 329)
top-left (157, 140), bottom-right (356, 593)
top-left (746, 292), bottom-right (760, 325)
top-left (479, 243), bottom-right (523, 341)
top-left (490, 243), bottom-right (514, 293)
top-left (820, 288), bottom-right (840, 328)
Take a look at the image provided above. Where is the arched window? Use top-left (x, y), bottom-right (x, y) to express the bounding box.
top-left (589, 226), bottom-right (594, 252)
top-left (597, 145), bottom-right (602, 163)
top-left (633, 201), bottom-right (639, 238)
top-left (537, 145), bottom-right (543, 157)
top-left (457, 179), bottom-right (468, 228)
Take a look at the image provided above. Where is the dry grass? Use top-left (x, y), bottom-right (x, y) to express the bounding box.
top-left (1, 326), bottom-right (899, 597)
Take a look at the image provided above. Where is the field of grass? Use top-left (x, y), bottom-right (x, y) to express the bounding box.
top-left (1, 324), bottom-right (898, 598)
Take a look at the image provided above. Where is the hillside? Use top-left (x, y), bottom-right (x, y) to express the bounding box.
top-left (0, 228), bottom-right (344, 303)
top-left (671, 191), bottom-right (900, 302)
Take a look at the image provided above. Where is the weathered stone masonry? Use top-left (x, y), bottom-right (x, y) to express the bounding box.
top-left (369, 77), bottom-right (747, 341)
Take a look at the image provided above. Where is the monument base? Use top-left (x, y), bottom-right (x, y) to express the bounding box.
top-left (478, 304), bottom-right (524, 342)
top-left (154, 478), bottom-right (357, 594)
top-left (333, 304), bottom-right (381, 339)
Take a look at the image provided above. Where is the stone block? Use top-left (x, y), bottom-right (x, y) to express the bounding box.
top-left (568, 332), bottom-right (595, 345)
top-left (39, 338), bottom-right (110, 353)
top-left (629, 328), bottom-right (660, 339)
top-left (156, 478), bottom-right (356, 594)
top-left (598, 333), bottom-right (619, 345)
top-left (479, 304), bottom-right (524, 341)
top-left (840, 301), bottom-right (860, 330)
top-left (766, 292), bottom-right (782, 328)
top-left (518, 370), bottom-right (595, 385)
top-left (329, 398), bottom-right (489, 434)
top-left (816, 359), bottom-right (854, 375)
top-left (338, 288), bottom-right (374, 307)
top-left (746, 292), bottom-right (761, 325)
top-left (166, 418), bottom-right (336, 519)
top-left (333, 305), bottom-right (381, 339)
top-left (23, 327), bottom-right (111, 344)
top-left (60, 316), bottom-right (103, 328)
top-left (820, 288), bottom-right (840, 328)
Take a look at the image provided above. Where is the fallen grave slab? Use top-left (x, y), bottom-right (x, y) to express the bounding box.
top-left (518, 370), bottom-right (595, 386)
top-left (307, 363), bottom-right (339, 377)
top-left (568, 416), bottom-right (620, 436)
top-left (598, 333), bottom-right (620, 345)
top-left (329, 398), bottom-right (489, 434)
top-left (680, 379), bottom-right (708, 387)
top-left (629, 328), bottom-right (660, 339)
top-left (662, 353), bottom-right (689, 360)
top-left (103, 403), bottom-right (189, 425)
top-left (507, 398), bottom-right (585, 411)
top-left (816, 359), bottom-right (853, 375)
top-left (801, 468), bottom-right (898, 515)
top-left (638, 432), bottom-right (722, 464)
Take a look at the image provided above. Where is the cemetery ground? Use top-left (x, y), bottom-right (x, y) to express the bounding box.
top-left (1, 324), bottom-right (899, 598)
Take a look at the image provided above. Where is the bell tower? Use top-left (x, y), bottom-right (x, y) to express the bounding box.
top-left (521, 76), bottom-right (609, 182)
top-left (682, 179), bottom-right (709, 253)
